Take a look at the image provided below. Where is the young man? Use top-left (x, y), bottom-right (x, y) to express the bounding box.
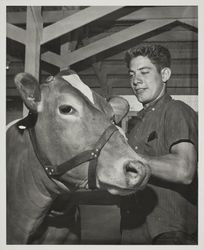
top-left (120, 44), bottom-right (198, 244)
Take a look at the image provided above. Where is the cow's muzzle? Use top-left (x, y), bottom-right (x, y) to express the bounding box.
top-left (124, 160), bottom-right (151, 190)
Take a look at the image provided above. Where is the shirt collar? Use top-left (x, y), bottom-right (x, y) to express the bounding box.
top-left (137, 93), bottom-right (172, 119)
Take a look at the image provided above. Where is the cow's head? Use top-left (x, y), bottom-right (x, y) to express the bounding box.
top-left (14, 70), bottom-right (150, 195)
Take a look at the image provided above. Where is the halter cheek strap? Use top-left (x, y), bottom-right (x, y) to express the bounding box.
top-left (28, 124), bottom-right (118, 190)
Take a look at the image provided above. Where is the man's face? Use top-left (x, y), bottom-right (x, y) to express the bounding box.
top-left (129, 56), bottom-right (164, 106)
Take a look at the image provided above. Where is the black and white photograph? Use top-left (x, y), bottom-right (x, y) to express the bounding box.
top-left (1, 0), bottom-right (203, 248)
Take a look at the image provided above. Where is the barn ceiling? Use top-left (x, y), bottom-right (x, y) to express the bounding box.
top-left (7, 6), bottom-right (197, 67)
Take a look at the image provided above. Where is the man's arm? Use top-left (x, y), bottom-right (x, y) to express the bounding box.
top-left (139, 141), bottom-right (197, 185)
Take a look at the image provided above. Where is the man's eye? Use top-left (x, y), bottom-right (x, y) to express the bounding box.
top-left (141, 71), bottom-right (149, 75)
top-left (129, 73), bottom-right (135, 78)
top-left (59, 105), bottom-right (74, 115)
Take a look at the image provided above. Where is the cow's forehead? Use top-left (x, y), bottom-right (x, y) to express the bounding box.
top-left (61, 74), bottom-right (94, 104)
top-left (45, 73), bottom-right (94, 105)
top-left (42, 73), bottom-right (94, 103)
top-left (42, 73), bottom-right (114, 118)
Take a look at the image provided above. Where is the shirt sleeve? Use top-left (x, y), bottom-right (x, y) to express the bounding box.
top-left (164, 100), bottom-right (198, 153)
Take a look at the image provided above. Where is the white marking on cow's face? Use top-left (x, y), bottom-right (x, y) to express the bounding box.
top-left (62, 74), bottom-right (94, 104)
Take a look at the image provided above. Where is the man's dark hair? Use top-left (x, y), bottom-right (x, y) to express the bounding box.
top-left (125, 44), bottom-right (171, 72)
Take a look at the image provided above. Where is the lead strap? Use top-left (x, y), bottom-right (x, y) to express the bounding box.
top-left (87, 124), bottom-right (118, 189)
top-left (88, 158), bottom-right (98, 189)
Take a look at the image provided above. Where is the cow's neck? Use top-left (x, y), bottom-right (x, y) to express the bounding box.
top-left (7, 124), bottom-right (63, 243)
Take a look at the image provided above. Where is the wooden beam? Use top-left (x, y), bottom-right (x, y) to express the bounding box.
top-left (43, 10), bottom-right (77, 23)
top-left (6, 23), bottom-right (26, 44)
top-left (7, 10), bottom-right (78, 24)
top-left (41, 19), bottom-right (177, 67)
top-left (177, 19), bottom-right (198, 29)
top-left (30, 6), bottom-right (43, 41)
top-left (7, 6), bottom-right (197, 25)
top-left (25, 6), bottom-right (43, 78)
top-left (42, 6), bottom-right (123, 44)
top-left (23, 7), bottom-right (43, 115)
top-left (82, 36), bottom-right (109, 97)
top-left (60, 42), bottom-right (71, 70)
top-left (60, 34), bottom-right (72, 71)
top-left (86, 22), bottom-right (198, 44)
top-left (92, 63), bottom-right (108, 97)
top-left (59, 8), bottom-right (80, 71)
top-left (41, 52), bottom-right (63, 68)
top-left (118, 6), bottom-right (198, 20)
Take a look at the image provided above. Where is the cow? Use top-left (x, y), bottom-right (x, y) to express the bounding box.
top-left (6, 70), bottom-right (151, 244)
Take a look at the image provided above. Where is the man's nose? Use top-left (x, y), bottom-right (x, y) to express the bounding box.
top-left (132, 75), bottom-right (142, 86)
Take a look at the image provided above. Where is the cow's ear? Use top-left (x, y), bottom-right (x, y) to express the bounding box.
top-left (108, 96), bottom-right (130, 124)
top-left (14, 73), bottom-right (41, 112)
top-left (92, 91), bottom-right (115, 119)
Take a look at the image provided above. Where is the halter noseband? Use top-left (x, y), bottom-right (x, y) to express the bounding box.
top-left (28, 123), bottom-right (118, 190)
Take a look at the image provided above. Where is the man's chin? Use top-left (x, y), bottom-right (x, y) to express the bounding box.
top-left (135, 95), bottom-right (146, 104)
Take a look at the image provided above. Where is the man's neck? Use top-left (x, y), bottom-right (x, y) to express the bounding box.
top-left (143, 84), bottom-right (166, 109)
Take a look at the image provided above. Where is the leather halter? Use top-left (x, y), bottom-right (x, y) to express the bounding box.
top-left (28, 123), bottom-right (118, 190)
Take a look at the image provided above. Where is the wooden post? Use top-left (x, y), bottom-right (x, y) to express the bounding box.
top-left (60, 32), bottom-right (78, 71)
top-left (23, 6), bottom-right (43, 115)
top-left (60, 7), bottom-right (79, 72)
top-left (82, 34), bottom-right (109, 98)
top-left (60, 34), bottom-right (71, 71)
top-left (91, 62), bottom-right (109, 98)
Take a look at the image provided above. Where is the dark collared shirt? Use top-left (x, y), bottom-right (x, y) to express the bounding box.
top-left (122, 93), bottom-right (198, 240)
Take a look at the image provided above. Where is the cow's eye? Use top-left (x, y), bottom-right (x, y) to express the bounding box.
top-left (59, 105), bottom-right (74, 114)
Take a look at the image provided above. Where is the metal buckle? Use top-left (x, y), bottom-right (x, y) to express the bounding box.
top-left (44, 165), bottom-right (56, 176)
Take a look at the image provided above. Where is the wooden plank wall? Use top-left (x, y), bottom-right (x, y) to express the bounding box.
top-left (7, 37), bottom-right (197, 96)
top-left (77, 27), bottom-right (198, 97)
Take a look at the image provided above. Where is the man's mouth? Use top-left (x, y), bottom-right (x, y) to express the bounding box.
top-left (135, 88), bottom-right (146, 94)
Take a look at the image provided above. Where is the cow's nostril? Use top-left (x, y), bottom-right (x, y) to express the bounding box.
top-left (125, 163), bottom-right (138, 174)
top-left (124, 161), bottom-right (139, 178)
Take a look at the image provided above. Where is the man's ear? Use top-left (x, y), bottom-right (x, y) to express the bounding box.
top-left (108, 96), bottom-right (130, 124)
top-left (161, 67), bottom-right (171, 83)
top-left (14, 72), bottom-right (41, 112)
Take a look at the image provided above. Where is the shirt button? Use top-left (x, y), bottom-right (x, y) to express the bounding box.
top-left (152, 107), bottom-right (155, 111)
top-left (135, 146), bottom-right (138, 150)
top-left (126, 210), bottom-right (130, 214)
